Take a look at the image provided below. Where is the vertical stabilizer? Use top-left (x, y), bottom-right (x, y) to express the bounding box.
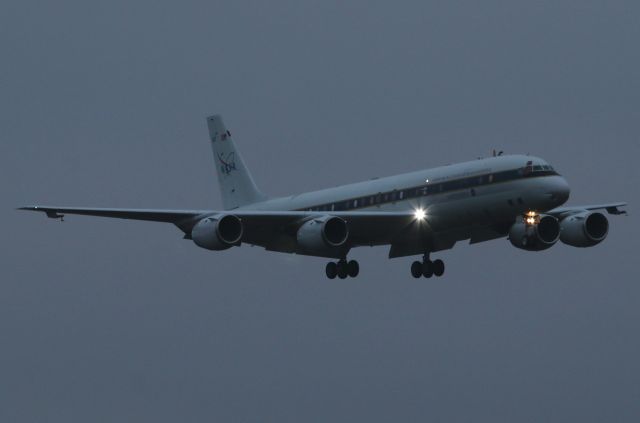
top-left (206, 115), bottom-right (267, 209)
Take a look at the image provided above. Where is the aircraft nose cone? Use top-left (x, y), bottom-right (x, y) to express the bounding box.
top-left (555, 177), bottom-right (571, 204)
top-left (544, 176), bottom-right (570, 206)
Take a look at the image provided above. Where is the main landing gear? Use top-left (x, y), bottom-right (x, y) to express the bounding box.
top-left (411, 254), bottom-right (445, 278)
top-left (326, 259), bottom-right (359, 279)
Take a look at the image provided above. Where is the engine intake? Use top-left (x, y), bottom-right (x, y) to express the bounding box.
top-left (297, 216), bottom-right (349, 254)
top-left (560, 211), bottom-right (609, 247)
top-left (509, 214), bottom-right (560, 251)
top-left (191, 214), bottom-right (243, 250)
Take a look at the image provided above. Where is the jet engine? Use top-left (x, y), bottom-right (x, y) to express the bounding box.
top-left (191, 214), bottom-right (243, 250)
top-left (509, 214), bottom-right (560, 251)
top-left (296, 215), bottom-right (349, 254)
top-left (560, 211), bottom-right (608, 247)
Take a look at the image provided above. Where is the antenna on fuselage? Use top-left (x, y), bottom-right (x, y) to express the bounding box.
top-left (492, 149), bottom-right (504, 157)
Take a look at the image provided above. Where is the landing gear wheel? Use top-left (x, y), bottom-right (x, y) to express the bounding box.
top-left (411, 261), bottom-right (423, 278)
top-left (432, 259), bottom-right (445, 277)
top-left (347, 260), bottom-right (359, 278)
top-left (337, 261), bottom-right (348, 279)
top-left (422, 261), bottom-right (434, 278)
top-left (325, 262), bottom-right (337, 279)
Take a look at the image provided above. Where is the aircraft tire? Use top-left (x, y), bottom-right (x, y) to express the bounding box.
top-left (411, 261), bottom-right (423, 278)
top-left (432, 259), bottom-right (445, 277)
top-left (422, 261), bottom-right (434, 278)
top-left (347, 260), bottom-right (359, 278)
top-left (337, 261), bottom-right (348, 279)
top-left (326, 262), bottom-right (338, 279)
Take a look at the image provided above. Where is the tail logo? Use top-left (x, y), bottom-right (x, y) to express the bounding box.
top-left (217, 152), bottom-right (237, 175)
top-left (211, 130), bottom-right (231, 143)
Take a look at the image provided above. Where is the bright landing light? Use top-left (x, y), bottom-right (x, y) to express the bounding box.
top-left (414, 208), bottom-right (426, 221)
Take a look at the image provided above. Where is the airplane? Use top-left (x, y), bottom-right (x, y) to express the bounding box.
top-left (20, 115), bottom-right (627, 279)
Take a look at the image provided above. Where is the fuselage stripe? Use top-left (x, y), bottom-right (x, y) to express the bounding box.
top-left (296, 166), bottom-right (559, 212)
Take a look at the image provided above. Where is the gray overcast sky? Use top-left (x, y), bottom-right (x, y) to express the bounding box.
top-left (2, 0), bottom-right (639, 421)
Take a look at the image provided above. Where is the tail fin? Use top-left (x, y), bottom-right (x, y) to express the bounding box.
top-left (206, 115), bottom-right (267, 209)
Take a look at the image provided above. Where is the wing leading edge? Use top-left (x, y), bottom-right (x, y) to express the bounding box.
top-left (548, 202), bottom-right (628, 217)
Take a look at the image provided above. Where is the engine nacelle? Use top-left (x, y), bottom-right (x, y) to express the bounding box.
top-left (191, 214), bottom-right (243, 250)
top-left (560, 211), bottom-right (608, 247)
top-left (509, 214), bottom-right (560, 251)
top-left (296, 215), bottom-right (349, 254)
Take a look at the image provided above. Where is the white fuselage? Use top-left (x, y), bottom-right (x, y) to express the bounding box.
top-left (241, 155), bottom-right (570, 237)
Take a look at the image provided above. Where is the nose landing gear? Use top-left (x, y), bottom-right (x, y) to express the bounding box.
top-left (326, 259), bottom-right (359, 279)
top-left (411, 254), bottom-right (445, 278)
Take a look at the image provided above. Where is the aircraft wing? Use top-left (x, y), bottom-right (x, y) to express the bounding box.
top-left (18, 206), bottom-right (209, 221)
top-left (226, 210), bottom-right (421, 249)
top-left (19, 206), bottom-right (211, 234)
top-left (19, 206), bottom-right (422, 247)
top-left (547, 202), bottom-right (628, 217)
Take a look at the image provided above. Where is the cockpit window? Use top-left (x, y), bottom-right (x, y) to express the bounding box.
top-left (526, 163), bottom-right (557, 176)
